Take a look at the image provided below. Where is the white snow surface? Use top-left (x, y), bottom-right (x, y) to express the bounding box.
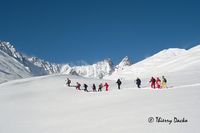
top-left (0, 72), bottom-right (200, 133)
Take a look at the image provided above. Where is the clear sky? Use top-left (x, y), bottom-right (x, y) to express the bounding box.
top-left (0, 0), bottom-right (200, 65)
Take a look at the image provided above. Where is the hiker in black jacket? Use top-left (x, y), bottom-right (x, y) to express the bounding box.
top-left (83, 84), bottom-right (89, 92)
top-left (136, 77), bottom-right (141, 88)
top-left (92, 84), bottom-right (96, 92)
top-left (116, 79), bottom-right (122, 89)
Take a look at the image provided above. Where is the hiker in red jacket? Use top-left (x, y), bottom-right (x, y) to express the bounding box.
top-left (156, 77), bottom-right (161, 89)
top-left (104, 83), bottom-right (109, 91)
top-left (150, 77), bottom-right (156, 89)
top-left (76, 82), bottom-right (81, 90)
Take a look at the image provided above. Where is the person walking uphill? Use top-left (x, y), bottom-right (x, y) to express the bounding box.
top-left (104, 83), bottom-right (109, 91)
top-left (83, 84), bottom-right (89, 92)
top-left (150, 77), bottom-right (156, 88)
top-left (136, 77), bottom-right (141, 88)
top-left (76, 82), bottom-right (81, 90)
top-left (161, 76), bottom-right (168, 88)
top-left (92, 84), bottom-right (96, 92)
top-left (66, 78), bottom-right (71, 87)
top-left (98, 83), bottom-right (103, 92)
top-left (156, 77), bottom-right (161, 89)
top-left (116, 79), bottom-right (122, 89)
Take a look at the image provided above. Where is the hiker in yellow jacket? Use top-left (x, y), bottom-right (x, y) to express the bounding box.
top-left (161, 76), bottom-right (168, 88)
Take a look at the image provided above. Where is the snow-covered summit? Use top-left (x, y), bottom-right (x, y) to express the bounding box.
top-left (188, 44), bottom-right (200, 51)
top-left (0, 41), bottom-right (24, 62)
top-left (136, 48), bottom-right (187, 68)
top-left (156, 48), bottom-right (186, 56)
top-left (115, 56), bottom-right (132, 71)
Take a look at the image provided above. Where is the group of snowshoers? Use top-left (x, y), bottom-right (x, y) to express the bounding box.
top-left (149, 76), bottom-right (168, 89)
top-left (115, 76), bottom-right (167, 89)
top-left (66, 78), bottom-right (109, 92)
top-left (66, 76), bottom-right (168, 92)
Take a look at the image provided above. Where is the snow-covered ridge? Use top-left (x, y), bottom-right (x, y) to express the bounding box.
top-left (0, 41), bottom-right (62, 76)
top-left (61, 59), bottom-right (113, 79)
top-left (0, 49), bottom-right (31, 83)
top-left (105, 45), bottom-right (200, 80)
top-left (27, 56), bottom-right (61, 74)
top-left (115, 56), bottom-right (132, 71)
top-left (0, 41), bottom-right (24, 61)
top-left (0, 41), bottom-right (118, 81)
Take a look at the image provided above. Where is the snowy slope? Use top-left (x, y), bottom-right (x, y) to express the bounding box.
top-left (0, 50), bottom-right (32, 83)
top-left (0, 73), bottom-right (200, 133)
top-left (105, 45), bottom-right (200, 80)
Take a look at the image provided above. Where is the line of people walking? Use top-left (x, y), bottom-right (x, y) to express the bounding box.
top-left (66, 78), bottom-right (109, 92)
top-left (66, 75), bottom-right (168, 92)
top-left (116, 76), bottom-right (167, 89)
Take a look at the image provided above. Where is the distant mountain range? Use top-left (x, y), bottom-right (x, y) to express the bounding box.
top-left (1, 41), bottom-right (200, 83)
top-left (0, 41), bottom-right (132, 83)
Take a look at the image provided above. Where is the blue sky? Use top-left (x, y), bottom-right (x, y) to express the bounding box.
top-left (0, 0), bottom-right (200, 65)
